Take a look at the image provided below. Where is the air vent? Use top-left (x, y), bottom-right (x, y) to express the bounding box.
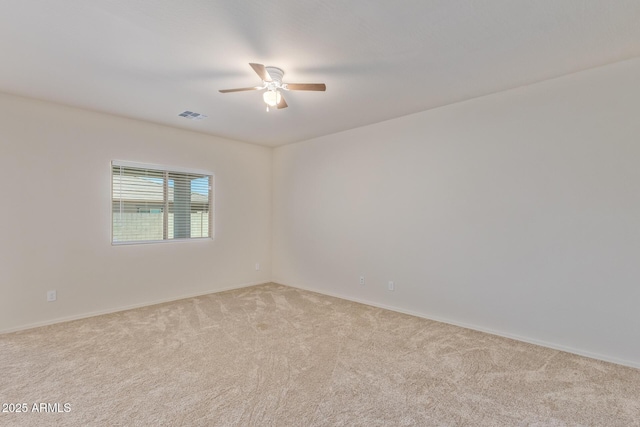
top-left (178, 111), bottom-right (208, 120)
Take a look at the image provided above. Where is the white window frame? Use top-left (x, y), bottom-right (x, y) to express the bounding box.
top-left (111, 160), bottom-right (214, 245)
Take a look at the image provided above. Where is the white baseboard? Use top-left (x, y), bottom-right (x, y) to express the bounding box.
top-left (276, 281), bottom-right (640, 370)
top-left (0, 281), bottom-right (267, 335)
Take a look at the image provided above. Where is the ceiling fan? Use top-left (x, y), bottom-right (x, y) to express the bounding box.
top-left (219, 63), bottom-right (326, 111)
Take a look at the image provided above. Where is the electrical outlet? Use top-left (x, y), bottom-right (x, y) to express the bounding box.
top-left (388, 281), bottom-right (395, 291)
top-left (255, 263), bottom-right (260, 271)
top-left (359, 276), bottom-right (365, 285)
top-left (47, 290), bottom-right (57, 302)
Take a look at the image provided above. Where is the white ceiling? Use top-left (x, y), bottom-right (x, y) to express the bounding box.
top-left (1, 1), bottom-right (639, 147)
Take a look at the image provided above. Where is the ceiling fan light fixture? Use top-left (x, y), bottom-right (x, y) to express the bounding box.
top-left (219, 63), bottom-right (326, 111)
top-left (263, 90), bottom-right (282, 107)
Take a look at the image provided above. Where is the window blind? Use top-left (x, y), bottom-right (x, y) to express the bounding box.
top-left (112, 161), bottom-right (213, 244)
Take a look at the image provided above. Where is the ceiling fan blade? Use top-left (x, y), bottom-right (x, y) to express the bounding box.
top-left (219, 87), bottom-right (261, 93)
top-left (285, 83), bottom-right (326, 91)
top-left (277, 94), bottom-right (288, 109)
top-left (250, 63), bottom-right (271, 82)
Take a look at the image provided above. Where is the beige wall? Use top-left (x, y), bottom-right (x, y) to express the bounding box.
top-left (272, 58), bottom-right (640, 368)
top-left (0, 93), bottom-right (272, 332)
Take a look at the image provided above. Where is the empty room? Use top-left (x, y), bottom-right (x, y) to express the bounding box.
top-left (1, 1), bottom-right (639, 426)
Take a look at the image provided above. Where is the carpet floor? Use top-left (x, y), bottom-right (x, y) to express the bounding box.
top-left (1, 283), bottom-right (639, 426)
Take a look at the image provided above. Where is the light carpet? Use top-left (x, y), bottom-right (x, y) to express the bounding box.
top-left (1, 283), bottom-right (639, 426)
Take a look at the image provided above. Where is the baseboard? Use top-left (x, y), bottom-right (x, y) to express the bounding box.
top-left (0, 281), bottom-right (268, 335)
top-left (276, 281), bottom-right (640, 370)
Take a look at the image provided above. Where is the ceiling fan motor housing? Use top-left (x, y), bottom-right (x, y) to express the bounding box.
top-left (265, 66), bottom-right (284, 83)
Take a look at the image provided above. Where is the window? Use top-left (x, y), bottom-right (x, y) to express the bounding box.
top-left (112, 161), bottom-right (213, 244)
